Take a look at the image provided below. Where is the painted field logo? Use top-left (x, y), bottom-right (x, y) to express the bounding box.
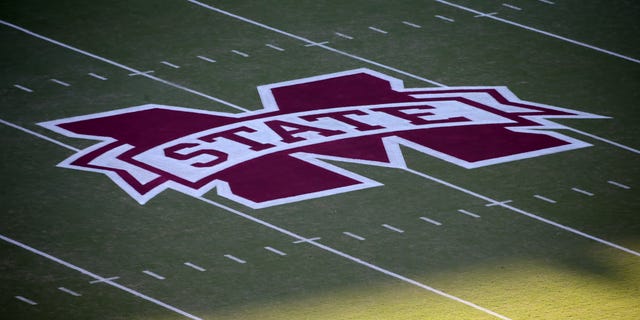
top-left (41, 69), bottom-right (603, 208)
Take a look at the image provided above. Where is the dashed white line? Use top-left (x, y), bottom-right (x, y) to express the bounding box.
top-left (224, 254), bottom-right (246, 264)
top-left (502, 3), bottom-right (522, 11)
top-left (435, 15), bottom-right (455, 22)
top-left (184, 262), bottom-right (206, 272)
top-left (382, 224), bottom-right (404, 233)
top-left (88, 72), bottom-right (108, 80)
top-left (196, 55), bottom-right (216, 63)
top-left (265, 43), bottom-right (285, 51)
top-left (419, 216), bottom-right (442, 226)
top-left (58, 287), bottom-right (82, 297)
top-left (402, 21), bottom-right (422, 28)
top-left (231, 49), bottom-right (249, 57)
top-left (264, 246), bottom-right (287, 256)
top-left (534, 195), bottom-right (557, 204)
top-left (538, 0), bottom-right (554, 4)
top-left (15, 296), bottom-right (37, 305)
top-left (343, 231), bottom-right (366, 241)
top-left (50, 78), bottom-right (71, 87)
top-left (142, 270), bottom-right (166, 280)
top-left (161, 61), bottom-right (180, 69)
top-left (335, 32), bottom-right (354, 39)
top-left (457, 209), bottom-right (481, 218)
top-left (13, 84), bottom-right (33, 92)
top-left (368, 26), bottom-right (388, 34)
top-left (608, 181), bottom-right (631, 189)
top-left (572, 187), bottom-right (594, 197)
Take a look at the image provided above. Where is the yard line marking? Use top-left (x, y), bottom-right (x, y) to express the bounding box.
top-left (420, 216), bottom-right (442, 226)
top-left (382, 224), bottom-right (405, 233)
top-left (128, 70), bottom-right (155, 76)
top-left (402, 21), bottom-right (422, 28)
top-left (224, 254), bottom-right (246, 264)
top-left (0, 19), bottom-right (247, 112)
top-left (143, 270), bottom-right (166, 280)
top-left (608, 181), bottom-right (631, 189)
top-left (304, 41), bottom-right (329, 47)
top-left (560, 126), bottom-right (640, 154)
top-left (435, 0), bottom-right (640, 64)
top-left (184, 262), bottom-right (206, 271)
top-left (534, 195), bottom-right (557, 204)
top-left (538, 0), bottom-right (554, 4)
top-left (264, 246), bottom-right (287, 256)
top-left (231, 49), bottom-right (249, 57)
top-left (335, 32), bottom-right (354, 39)
top-left (435, 15), bottom-right (455, 23)
top-left (265, 43), bottom-right (285, 51)
top-left (571, 187), bottom-right (594, 196)
top-left (293, 237), bottom-right (321, 244)
top-left (405, 168), bottom-right (640, 257)
top-left (161, 60), bottom-right (181, 69)
top-left (88, 72), bottom-right (108, 80)
top-left (368, 26), bottom-right (388, 34)
top-left (343, 231), bottom-right (366, 240)
top-left (0, 119), bottom-right (79, 152)
top-left (58, 287), bottom-right (82, 297)
top-left (486, 200), bottom-right (512, 207)
top-left (187, 0), bottom-right (446, 87)
top-left (89, 276), bottom-right (120, 284)
top-left (50, 78), bottom-right (71, 87)
top-left (13, 84), bottom-right (33, 92)
top-left (474, 12), bottom-right (498, 18)
top-left (196, 55), bottom-right (216, 63)
top-left (15, 296), bottom-right (37, 305)
top-left (502, 3), bottom-right (522, 11)
top-left (196, 197), bottom-right (511, 320)
top-left (0, 234), bottom-right (202, 320)
top-left (457, 209), bottom-right (481, 218)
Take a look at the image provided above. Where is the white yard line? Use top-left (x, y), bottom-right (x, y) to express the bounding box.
top-left (343, 231), bottom-right (366, 240)
top-left (608, 181), bottom-right (630, 189)
top-left (0, 119), bottom-right (79, 152)
top-left (0, 233), bottom-right (202, 320)
top-left (58, 287), bottom-right (82, 297)
top-left (420, 216), bottom-right (443, 226)
top-left (435, 0), bottom-right (640, 64)
top-left (264, 246), bottom-right (287, 256)
top-left (0, 19), bottom-right (247, 112)
top-left (560, 126), bottom-right (640, 154)
top-left (534, 195), bottom-right (557, 204)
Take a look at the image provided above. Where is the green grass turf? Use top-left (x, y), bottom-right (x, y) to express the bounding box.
top-left (1, 0), bottom-right (639, 319)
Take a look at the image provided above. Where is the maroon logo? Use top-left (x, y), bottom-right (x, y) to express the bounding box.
top-left (40, 69), bottom-right (602, 208)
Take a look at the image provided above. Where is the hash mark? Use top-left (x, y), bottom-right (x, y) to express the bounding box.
top-left (368, 26), bottom-right (388, 34)
top-left (50, 78), bottom-right (71, 87)
top-left (293, 237), bottom-right (321, 244)
top-left (89, 276), bottom-right (119, 284)
top-left (128, 70), bottom-right (154, 76)
top-left (197, 55), bottom-right (216, 63)
top-left (382, 224), bottom-right (404, 233)
top-left (88, 72), bottom-right (108, 80)
top-left (538, 0), bottom-right (554, 4)
top-left (58, 287), bottom-right (82, 297)
top-left (224, 254), bottom-right (246, 264)
top-left (142, 270), bottom-right (165, 280)
top-left (231, 50), bottom-right (249, 57)
top-left (457, 209), bottom-right (480, 218)
top-left (402, 21), bottom-right (422, 28)
top-left (264, 246), bottom-right (287, 256)
top-left (13, 84), bottom-right (33, 92)
top-left (161, 61), bottom-right (180, 69)
top-left (474, 12), bottom-right (498, 18)
top-left (419, 216), bottom-right (442, 226)
top-left (502, 3), bottom-right (522, 11)
top-left (608, 181), bottom-right (630, 189)
top-left (572, 187), bottom-right (594, 196)
top-left (343, 231), bottom-right (366, 240)
top-left (265, 43), bottom-right (285, 51)
top-left (435, 15), bottom-right (455, 23)
top-left (184, 262), bottom-right (206, 271)
top-left (335, 32), bottom-right (354, 39)
top-left (534, 195), bottom-right (557, 204)
top-left (15, 296), bottom-right (37, 305)
top-left (486, 199), bottom-right (513, 207)
top-left (304, 41), bottom-right (329, 47)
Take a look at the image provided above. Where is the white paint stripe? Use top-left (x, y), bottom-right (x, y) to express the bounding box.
top-left (457, 209), bottom-right (481, 218)
top-left (15, 296), bottom-right (37, 305)
top-left (224, 254), bottom-right (246, 264)
top-left (474, 12), bottom-right (498, 18)
top-left (196, 197), bottom-right (511, 320)
top-left (0, 19), bottom-right (247, 111)
top-left (187, 0), bottom-right (446, 87)
top-left (538, 0), bottom-right (554, 4)
top-left (293, 237), bottom-right (321, 244)
top-left (335, 32), bottom-right (354, 39)
top-left (368, 26), bottom-right (388, 34)
top-left (128, 70), bottom-right (154, 76)
top-left (534, 195), bottom-right (557, 204)
top-left (486, 200), bottom-right (512, 207)
top-left (88, 72), bottom-right (107, 80)
top-left (0, 234), bottom-right (202, 320)
top-left (0, 119), bottom-right (79, 152)
top-left (343, 231), bottom-right (366, 240)
top-left (89, 276), bottom-right (119, 284)
top-left (420, 216), bottom-right (442, 226)
top-left (560, 126), bottom-right (640, 154)
top-left (608, 181), bottom-right (630, 189)
top-left (405, 168), bottom-right (640, 257)
top-left (572, 187), bottom-right (594, 196)
top-left (502, 3), bottom-right (522, 11)
top-left (50, 78), bottom-right (70, 87)
top-left (435, 0), bottom-right (640, 64)
top-left (143, 270), bottom-right (166, 280)
top-left (264, 246), bottom-right (287, 256)
top-left (382, 224), bottom-right (404, 233)
top-left (304, 41), bottom-right (329, 47)
top-left (435, 15), bottom-right (455, 23)
top-left (13, 84), bottom-right (33, 92)
top-left (184, 262), bottom-right (206, 271)
top-left (196, 55), bottom-right (216, 63)
top-left (58, 287), bottom-right (82, 297)
top-left (402, 21), bottom-right (422, 28)
top-left (265, 43), bottom-right (285, 51)
top-left (231, 49), bottom-right (249, 57)
top-left (161, 61), bottom-right (180, 68)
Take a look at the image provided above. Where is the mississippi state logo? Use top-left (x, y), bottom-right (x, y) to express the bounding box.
top-left (40, 69), bottom-right (603, 208)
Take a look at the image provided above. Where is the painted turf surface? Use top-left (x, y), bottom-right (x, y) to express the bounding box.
top-left (1, 0), bottom-right (639, 319)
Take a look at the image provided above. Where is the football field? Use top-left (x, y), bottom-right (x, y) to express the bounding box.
top-left (1, 1), bottom-right (639, 319)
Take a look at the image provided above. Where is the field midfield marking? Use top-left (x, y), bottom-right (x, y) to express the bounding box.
top-left (0, 233), bottom-right (202, 320)
top-left (224, 254), bottom-right (246, 264)
top-left (335, 32), bottom-right (354, 39)
top-left (486, 199), bottom-right (512, 207)
top-left (368, 26), bottom-right (388, 34)
top-left (304, 41), bottom-right (329, 47)
top-left (571, 187), bottom-right (594, 196)
top-left (264, 246), bottom-right (287, 256)
top-left (265, 43), bottom-right (285, 51)
top-left (15, 296), bottom-right (37, 305)
top-left (343, 231), bottom-right (366, 241)
top-left (0, 119), bottom-right (79, 152)
top-left (502, 3), bottom-right (522, 11)
top-left (184, 262), bottom-right (206, 271)
top-left (0, 19), bottom-right (247, 111)
top-left (534, 195), bottom-right (557, 204)
top-left (405, 168), bottom-right (640, 257)
top-left (196, 55), bottom-right (216, 63)
top-left (88, 72), bottom-right (108, 80)
top-left (382, 224), bottom-right (405, 233)
top-left (89, 276), bottom-right (120, 284)
top-left (420, 216), bottom-right (443, 226)
top-left (608, 181), bottom-right (630, 189)
top-left (435, 15), bottom-right (455, 23)
top-left (435, 0), bottom-right (640, 64)
top-left (293, 236), bottom-right (322, 244)
top-left (50, 78), bottom-right (71, 87)
top-left (458, 209), bottom-right (481, 218)
top-left (231, 49), bottom-right (249, 57)
top-left (143, 270), bottom-right (166, 280)
top-left (402, 21), bottom-right (422, 28)
top-left (13, 84), bottom-right (33, 92)
top-left (161, 61), bottom-right (181, 68)
top-left (58, 287), bottom-right (82, 297)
